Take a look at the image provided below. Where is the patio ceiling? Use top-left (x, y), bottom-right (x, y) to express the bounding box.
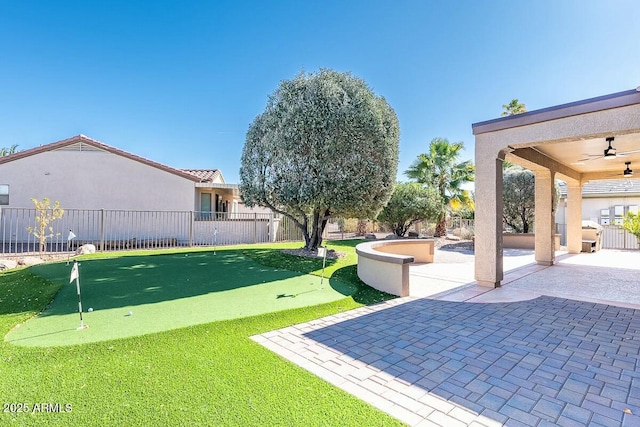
top-left (525, 132), bottom-right (640, 180)
top-left (473, 88), bottom-right (640, 183)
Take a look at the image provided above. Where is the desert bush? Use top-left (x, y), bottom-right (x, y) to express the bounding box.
top-left (453, 227), bottom-right (474, 240)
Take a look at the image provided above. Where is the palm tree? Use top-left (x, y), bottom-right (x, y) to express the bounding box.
top-left (501, 99), bottom-right (527, 116)
top-left (0, 145), bottom-right (19, 156)
top-left (406, 138), bottom-right (475, 237)
top-left (500, 99), bottom-right (526, 167)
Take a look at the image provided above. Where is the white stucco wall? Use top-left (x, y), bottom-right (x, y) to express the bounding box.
top-left (556, 196), bottom-right (640, 225)
top-left (0, 148), bottom-right (195, 210)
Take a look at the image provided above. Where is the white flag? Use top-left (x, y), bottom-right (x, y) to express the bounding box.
top-left (70, 262), bottom-right (79, 283)
top-left (67, 230), bottom-right (76, 241)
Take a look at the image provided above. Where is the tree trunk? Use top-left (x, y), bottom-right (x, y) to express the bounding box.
top-left (301, 215), bottom-right (312, 249)
top-left (393, 223), bottom-right (409, 237)
top-left (356, 219), bottom-right (368, 236)
top-left (434, 217), bottom-right (447, 237)
top-left (304, 208), bottom-right (330, 251)
top-left (521, 209), bottom-right (529, 233)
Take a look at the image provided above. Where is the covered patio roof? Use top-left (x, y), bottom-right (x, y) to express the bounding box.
top-left (472, 87), bottom-right (640, 287)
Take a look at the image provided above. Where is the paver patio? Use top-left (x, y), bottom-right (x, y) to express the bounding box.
top-left (253, 250), bottom-right (640, 426)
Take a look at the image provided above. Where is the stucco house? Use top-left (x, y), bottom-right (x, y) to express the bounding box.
top-left (0, 134), bottom-right (248, 214)
top-left (556, 179), bottom-right (640, 227)
top-left (554, 179), bottom-right (640, 250)
top-left (0, 134), bottom-right (278, 251)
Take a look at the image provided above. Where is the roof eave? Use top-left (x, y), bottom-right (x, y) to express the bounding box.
top-left (472, 89), bottom-right (640, 135)
top-left (0, 135), bottom-right (201, 182)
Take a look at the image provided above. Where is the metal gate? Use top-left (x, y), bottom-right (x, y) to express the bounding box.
top-left (601, 225), bottom-right (639, 250)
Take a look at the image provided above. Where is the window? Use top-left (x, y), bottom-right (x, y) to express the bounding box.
top-left (0, 185), bottom-right (8, 205)
top-left (197, 193), bottom-right (212, 220)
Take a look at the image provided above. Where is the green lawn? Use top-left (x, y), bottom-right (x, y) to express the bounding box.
top-left (7, 249), bottom-right (361, 347)
top-left (0, 240), bottom-right (403, 426)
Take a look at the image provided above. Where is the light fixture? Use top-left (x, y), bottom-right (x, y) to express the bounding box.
top-left (624, 161), bottom-right (633, 177)
top-left (603, 137), bottom-right (617, 159)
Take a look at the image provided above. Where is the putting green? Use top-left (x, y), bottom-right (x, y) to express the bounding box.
top-left (5, 251), bottom-right (357, 347)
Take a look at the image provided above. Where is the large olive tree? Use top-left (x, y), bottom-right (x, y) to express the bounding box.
top-left (240, 69), bottom-right (399, 251)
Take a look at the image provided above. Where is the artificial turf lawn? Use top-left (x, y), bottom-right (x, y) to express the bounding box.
top-left (0, 241), bottom-right (403, 426)
top-left (6, 250), bottom-right (357, 346)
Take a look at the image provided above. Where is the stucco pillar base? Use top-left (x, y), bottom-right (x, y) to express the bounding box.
top-left (477, 280), bottom-right (501, 288)
top-left (536, 261), bottom-right (553, 266)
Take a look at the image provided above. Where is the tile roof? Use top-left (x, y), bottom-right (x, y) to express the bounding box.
top-left (181, 169), bottom-right (223, 183)
top-left (559, 179), bottom-right (640, 197)
top-left (0, 134), bottom-right (210, 183)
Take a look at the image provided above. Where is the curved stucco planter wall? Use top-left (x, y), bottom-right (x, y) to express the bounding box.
top-left (355, 239), bottom-right (435, 297)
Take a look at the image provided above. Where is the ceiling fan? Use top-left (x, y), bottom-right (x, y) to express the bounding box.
top-left (597, 160), bottom-right (634, 178)
top-left (576, 137), bottom-right (640, 163)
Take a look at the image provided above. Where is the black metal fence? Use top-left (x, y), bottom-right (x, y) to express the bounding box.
top-left (0, 208), bottom-right (304, 255)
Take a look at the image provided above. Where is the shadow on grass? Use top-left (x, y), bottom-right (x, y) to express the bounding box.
top-left (240, 247), bottom-right (338, 274)
top-left (24, 249), bottom-right (360, 317)
top-left (1, 240), bottom-right (393, 320)
top-left (241, 242), bottom-right (395, 306)
top-left (0, 269), bottom-right (62, 317)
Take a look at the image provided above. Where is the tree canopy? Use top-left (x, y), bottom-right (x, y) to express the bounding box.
top-left (377, 182), bottom-right (442, 237)
top-left (502, 165), bottom-right (560, 233)
top-left (240, 69), bottom-right (399, 250)
top-left (622, 212), bottom-right (640, 248)
top-left (501, 99), bottom-right (527, 116)
top-left (0, 145), bottom-right (18, 156)
top-left (502, 166), bottom-right (536, 233)
top-left (405, 138), bottom-right (474, 236)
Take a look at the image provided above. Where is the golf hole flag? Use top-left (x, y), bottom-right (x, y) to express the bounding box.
top-left (66, 230), bottom-right (77, 265)
top-left (70, 261), bottom-right (88, 330)
top-left (70, 262), bottom-right (79, 283)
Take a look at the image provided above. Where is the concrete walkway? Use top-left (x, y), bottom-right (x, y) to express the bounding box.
top-left (433, 249), bottom-right (640, 309)
top-left (409, 248), bottom-right (540, 299)
top-left (252, 249), bottom-right (640, 426)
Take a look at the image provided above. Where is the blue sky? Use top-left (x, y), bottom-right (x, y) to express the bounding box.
top-left (1, 1), bottom-right (639, 183)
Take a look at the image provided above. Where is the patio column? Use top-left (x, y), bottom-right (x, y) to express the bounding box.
top-left (534, 169), bottom-right (556, 265)
top-left (474, 155), bottom-right (504, 287)
top-left (566, 182), bottom-right (583, 253)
